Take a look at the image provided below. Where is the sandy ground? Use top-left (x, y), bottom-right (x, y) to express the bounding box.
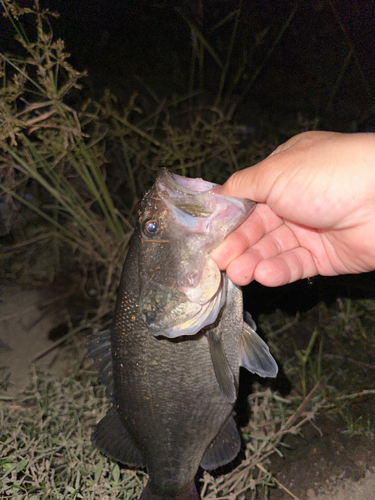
top-left (306, 470), bottom-right (375, 500)
top-left (0, 286), bottom-right (68, 396)
top-left (0, 287), bottom-right (374, 499)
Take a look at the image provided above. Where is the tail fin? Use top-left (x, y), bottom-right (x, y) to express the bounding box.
top-left (140, 483), bottom-right (199, 500)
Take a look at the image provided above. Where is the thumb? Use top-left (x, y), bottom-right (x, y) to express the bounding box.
top-left (220, 131), bottom-right (333, 202)
top-left (219, 160), bottom-right (273, 202)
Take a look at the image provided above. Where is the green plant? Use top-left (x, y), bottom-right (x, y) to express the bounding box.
top-left (0, 0), bottom-right (275, 285)
top-left (341, 414), bottom-right (373, 438)
top-left (0, 0), bottom-right (126, 267)
top-left (295, 329), bottom-right (324, 398)
top-left (176, 1), bottom-right (298, 117)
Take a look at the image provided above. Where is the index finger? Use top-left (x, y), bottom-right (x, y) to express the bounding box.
top-left (211, 203), bottom-right (283, 270)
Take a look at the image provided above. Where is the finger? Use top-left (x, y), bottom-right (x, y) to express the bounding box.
top-left (211, 231), bottom-right (250, 270)
top-left (222, 223), bottom-right (302, 287)
top-left (211, 204), bottom-right (283, 269)
top-left (268, 131), bottom-right (335, 156)
top-left (219, 163), bottom-right (271, 201)
top-left (253, 248), bottom-right (323, 286)
top-left (226, 246), bottom-right (321, 287)
top-left (228, 224), bottom-right (331, 286)
top-left (225, 248), bottom-right (263, 286)
top-left (248, 223), bottom-right (301, 260)
top-left (248, 220), bottom-right (334, 270)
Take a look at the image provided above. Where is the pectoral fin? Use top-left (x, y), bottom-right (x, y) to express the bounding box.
top-left (240, 313), bottom-right (278, 378)
top-left (206, 330), bottom-right (237, 403)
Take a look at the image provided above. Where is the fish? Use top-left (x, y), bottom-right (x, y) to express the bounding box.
top-left (87, 168), bottom-right (278, 500)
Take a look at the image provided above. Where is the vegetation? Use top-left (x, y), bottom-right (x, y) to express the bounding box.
top-left (1, 297), bottom-right (374, 499)
top-left (1, 1), bottom-right (374, 499)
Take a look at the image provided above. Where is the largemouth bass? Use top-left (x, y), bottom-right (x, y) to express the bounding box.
top-left (88, 169), bottom-right (278, 500)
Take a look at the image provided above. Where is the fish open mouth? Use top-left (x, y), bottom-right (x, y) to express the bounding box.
top-left (138, 168), bottom-right (256, 339)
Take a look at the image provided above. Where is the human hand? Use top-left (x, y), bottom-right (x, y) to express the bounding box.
top-left (211, 131), bottom-right (375, 286)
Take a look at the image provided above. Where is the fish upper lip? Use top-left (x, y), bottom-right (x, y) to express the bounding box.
top-left (158, 168), bottom-right (256, 216)
top-left (159, 168), bottom-right (218, 195)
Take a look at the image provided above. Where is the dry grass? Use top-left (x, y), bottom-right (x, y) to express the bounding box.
top-left (0, 347), bottom-right (319, 500)
top-left (3, 294), bottom-right (374, 499)
top-left (0, 359), bottom-right (147, 500)
top-left (0, 0), bottom-right (276, 291)
top-left (1, 2), bottom-right (374, 499)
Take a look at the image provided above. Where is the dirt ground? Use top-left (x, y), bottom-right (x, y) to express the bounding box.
top-left (1, 286), bottom-right (374, 500)
top-left (0, 286), bottom-right (69, 396)
top-left (266, 413), bottom-right (375, 500)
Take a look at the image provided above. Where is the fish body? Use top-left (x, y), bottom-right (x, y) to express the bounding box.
top-left (88, 169), bottom-right (278, 499)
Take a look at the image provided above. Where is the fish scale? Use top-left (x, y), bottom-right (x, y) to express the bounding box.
top-left (111, 226), bottom-right (242, 491)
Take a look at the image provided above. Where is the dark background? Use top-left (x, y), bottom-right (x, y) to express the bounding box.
top-left (52, 0), bottom-right (375, 132)
top-left (3, 0), bottom-right (375, 131)
top-left (2, 0), bottom-right (375, 314)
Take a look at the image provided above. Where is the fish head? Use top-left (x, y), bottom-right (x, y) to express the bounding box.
top-left (137, 168), bottom-right (255, 338)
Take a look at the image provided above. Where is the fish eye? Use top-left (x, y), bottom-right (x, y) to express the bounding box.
top-left (143, 219), bottom-right (160, 237)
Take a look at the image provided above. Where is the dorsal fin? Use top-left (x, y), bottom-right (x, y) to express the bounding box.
top-left (86, 329), bottom-right (114, 396)
top-left (87, 331), bottom-right (144, 467)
